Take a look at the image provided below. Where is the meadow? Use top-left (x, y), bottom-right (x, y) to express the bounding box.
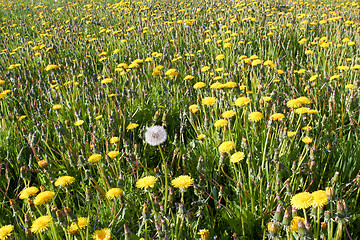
top-left (0, 0), bottom-right (360, 239)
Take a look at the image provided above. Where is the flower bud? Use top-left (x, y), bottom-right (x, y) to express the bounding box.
top-left (267, 222), bottom-right (278, 234)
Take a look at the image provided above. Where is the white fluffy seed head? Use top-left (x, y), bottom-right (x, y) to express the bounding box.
top-left (145, 125), bottom-right (167, 146)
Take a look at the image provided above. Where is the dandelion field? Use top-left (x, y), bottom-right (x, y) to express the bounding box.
top-left (1, 0), bottom-right (360, 239)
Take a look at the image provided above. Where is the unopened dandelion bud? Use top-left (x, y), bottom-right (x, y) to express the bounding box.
top-left (142, 203), bottom-right (149, 221)
top-left (40, 186), bottom-right (46, 192)
top-left (274, 204), bottom-right (283, 222)
top-left (324, 210), bottom-right (331, 221)
top-left (311, 206), bottom-right (317, 218)
top-left (9, 199), bottom-right (20, 216)
top-left (124, 224), bottom-right (132, 240)
top-left (38, 160), bottom-right (48, 169)
top-left (282, 207), bottom-right (291, 226)
top-left (304, 220), bottom-right (311, 231)
top-left (292, 207), bottom-right (298, 218)
top-left (241, 135), bottom-right (247, 149)
top-left (85, 187), bottom-right (92, 202)
top-left (25, 228), bottom-right (34, 240)
top-left (162, 111), bottom-right (167, 127)
top-left (325, 187), bottom-right (334, 199)
top-left (337, 200), bottom-right (345, 218)
top-left (160, 216), bottom-right (167, 234)
top-left (155, 220), bottom-right (164, 238)
top-left (332, 171), bottom-right (339, 184)
top-left (64, 207), bottom-right (77, 222)
top-left (267, 222), bottom-right (278, 234)
top-left (275, 178), bottom-right (281, 193)
top-left (321, 221), bottom-right (327, 229)
top-left (51, 206), bottom-right (57, 219)
top-left (286, 181), bottom-right (293, 196)
top-left (232, 233), bottom-right (239, 240)
top-left (298, 220), bottom-right (307, 237)
top-left (56, 210), bottom-right (67, 226)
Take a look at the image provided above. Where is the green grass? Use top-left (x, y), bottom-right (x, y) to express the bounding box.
top-left (0, 0), bottom-right (360, 239)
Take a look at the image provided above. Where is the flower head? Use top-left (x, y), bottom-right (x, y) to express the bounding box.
top-left (136, 176), bottom-right (157, 189)
top-left (110, 137), bottom-right (119, 144)
top-left (171, 175), bottom-right (194, 190)
top-left (270, 113), bottom-right (285, 121)
top-left (193, 82), bottom-right (206, 89)
top-left (214, 119), bottom-right (228, 127)
top-left (291, 216), bottom-right (305, 232)
top-left (107, 151), bottom-right (120, 159)
top-left (248, 112), bottom-right (264, 122)
top-left (55, 176), bottom-right (75, 187)
top-left (126, 123), bottom-right (139, 130)
top-left (235, 97), bottom-right (250, 107)
top-left (19, 187), bottom-right (39, 199)
top-left (74, 120), bottom-right (84, 126)
top-left (302, 137), bottom-right (313, 144)
top-left (198, 229), bottom-right (210, 240)
top-left (92, 228), bottom-right (111, 240)
top-left (145, 125), bottom-right (167, 146)
top-left (291, 192), bottom-right (314, 210)
top-left (69, 217), bottom-right (88, 235)
top-left (311, 190), bottom-right (328, 207)
top-left (31, 215), bottom-right (52, 234)
top-left (88, 154), bottom-right (102, 163)
top-left (221, 110), bottom-right (236, 118)
top-left (230, 152), bottom-right (245, 163)
top-left (202, 97), bottom-right (217, 106)
top-left (219, 141), bottom-right (236, 153)
top-left (34, 191), bottom-right (55, 206)
top-left (106, 188), bottom-right (123, 200)
top-left (287, 99), bottom-right (302, 108)
top-left (52, 104), bottom-right (61, 110)
top-left (0, 225), bottom-right (14, 240)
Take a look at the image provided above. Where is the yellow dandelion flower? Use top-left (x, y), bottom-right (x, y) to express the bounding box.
top-left (311, 190), bottom-right (328, 208)
top-left (210, 82), bottom-right (223, 89)
top-left (126, 123), bottom-right (139, 130)
top-left (223, 82), bottom-right (237, 88)
top-left (291, 192), bottom-right (314, 210)
top-left (287, 131), bottom-right (296, 137)
top-left (92, 228), bottom-right (111, 240)
top-left (214, 119), bottom-right (228, 127)
top-left (95, 115), bottom-right (102, 120)
top-left (171, 175), bottom-right (194, 190)
top-left (74, 120), bottom-right (84, 126)
top-left (189, 105), bottom-right (198, 110)
top-left (184, 75), bottom-right (194, 80)
top-left (0, 225), bottom-right (14, 240)
top-left (45, 64), bottom-right (59, 71)
top-left (106, 188), bottom-right (123, 200)
top-left (202, 97), bottom-right (217, 106)
top-left (110, 137), bottom-right (119, 144)
top-left (219, 141), bottom-right (236, 153)
top-left (18, 115), bottom-right (26, 121)
top-left (287, 99), bottom-right (302, 108)
top-left (69, 217), bottom-right (88, 235)
top-left (193, 82), bottom-right (206, 89)
top-left (88, 154), bottom-right (102, 163)
top-left (19, 187), bottom-right (39, 199)
top-left (221, 110), bottom-right (236, 118)
top-left (31, 215), bottom-right (52, 234)
top-left (230, 152), bottom-right (245, 163)
top-left (248, 112), bottom-right (263, 122)
top-left (345, 84), bottom-right (356, 89)
top-left (196, 134), bottom-right (205, 140)
top-left (136, 176), bottom-right (157, 189)
top-left (297, 96), bottom-right (311, 105)
top-left (294, 107), bottom-right (310, 114)
top-left (107, 151), bottom-right (120, 159)
top-left (308, 109), bottom-right (318, 114)
top-left (261, 96), bottom-right (272, 102)
top-left (216, 54), bottom-right (225, 60)
top-left (302, 126), bottom-right (312, 131)
top-left (270, 113), bottom-right (285, 121)
top-left (235, 97), bottom-right (251, 107)
top-left (52, 104), bottom-right (61, 110)
top-left (291, 216), bottom-right (305, 232)
top-left (302, 137), bottom-right (313, 144)
top-left (198, 229), bottom-right (210, 240)
top-left (54, 176), bottom-right (75, 187)
top-left (33, 191), bottom-right (55, 206)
